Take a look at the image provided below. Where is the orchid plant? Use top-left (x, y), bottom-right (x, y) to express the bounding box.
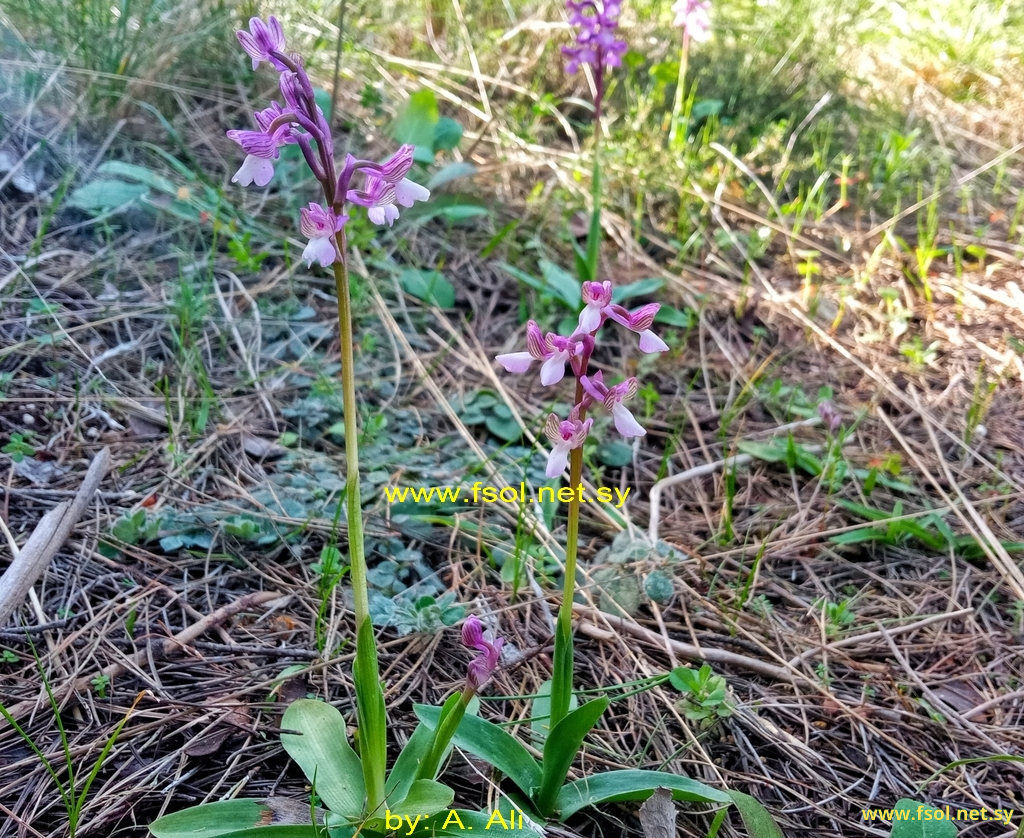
top-left (147, 17), bottom-right (505, 838)
top-left (668, 0), bottom-right (712, 149)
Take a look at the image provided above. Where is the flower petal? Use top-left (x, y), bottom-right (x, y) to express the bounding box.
top-left (546, 442), bottom-right (571, 478)
top-left (638, 329), bottom-right (669, 353)
top-left (539, 352), bottom-right (567, 386)
top-left (231, 155), bottom-right (275, 187)
top-left (495, 351), bottom-right (534, 373)
top-left (577, 303), bottom-right (604, 335)
top-left (302, 236), bottom-right (336, 268)
top-left (394, 178), bottom-right (430, 207)
top-left (612, 402), bottom-right (646, 437)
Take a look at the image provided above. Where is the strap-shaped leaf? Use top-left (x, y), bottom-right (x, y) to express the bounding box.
top-left (725, 790), bottom-right (785, 838)
top-left (353, 620), bottom-right (388, 812)
top-left (385, 720), bottom-right (436, 803)
top-left (414, 704), bottom-right (541, 796)
top-left (387, 779), bottom-right (454, 818)
top-left (534, 697), bottom-right (608, 816)
top-left (888, 799), bottom-right (959, 838)
top-left (280, 699), bottom-right (365, 818)
top-left (150, 800), bottom-right (324, 838)
top-left (555, 769), bottom-right (731, 821)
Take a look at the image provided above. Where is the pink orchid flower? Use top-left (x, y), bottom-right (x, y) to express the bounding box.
top-left (299, 204), bottom-right (348, 268)
top-left (462, 616), bottom-right (504, 691)
top-left (237, 16), bottom-right (287, 71)
top-left (581, 372), bottom-right (646, 437)
top-left (226, 125), bottom-right (292, 187)
top-left (576, 282), bottom-right (670, 353)
top-left (544, 410), bottom-right (593, 477)
top-left (347, 174), bottom-right (430, 227)
top-left (496, 322), bottom-right (591, 386)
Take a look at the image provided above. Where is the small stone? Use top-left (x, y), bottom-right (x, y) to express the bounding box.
top-left (22, 414), bottom-right (34, 426)
top-left (86, 426), bottom-right (100, 438)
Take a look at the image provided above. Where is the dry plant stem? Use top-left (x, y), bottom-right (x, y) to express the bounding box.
top-left (0, 447), bottom-right (110, 626)
top-left (1, 590), bottom-right (282, 724)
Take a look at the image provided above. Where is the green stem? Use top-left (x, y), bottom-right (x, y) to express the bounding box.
top-left (668, 32), bottom-right (690, 150)
top-left (331, 250), bottom-right (385, 814)
top-left (549, 381), bottom-right (586, 729)
top-left (332, 250), bottom-right (368, 631)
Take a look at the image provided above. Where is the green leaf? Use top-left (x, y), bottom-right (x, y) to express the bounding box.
top-left (388, 779), bottom-right (454, 818)
top-left (538, 259), bottom-right (582, 309)
top-left (736, 440), bottom-right (788, 464)
top-left (393, 90), bottom-right (439, 161)
top-left (414, 705), bottom-right (542, 796)
top-left (386, 721), bottom-right (437, 802)
top-left (279, 700), bottom-right (365, 818)
top-left (398, 269), bottom-right (455, 308)
top-left (67, 179), bottom-right (148, 213)
top-left (888, 799), bottom-right (958, 838)
top-left (433, 117), bottom-right (464, 152)
top-left (530, 679), bottom-right (577, 744)
top-left (149, 800), bottom-right (319, 838)
top-left (725, 790), bottom-right (785, 838)
top-left (412, 809), bottom-right (543, 837)
top-left (353, 621), bottom-right (387, 811)
top-left (596, 441), bottom-right (633, 467)
top-left (535, 697), bottom-right (609, 816)
top-left (426, 162), bottom-right (477, 190)
top-left (555, 770), bottom-right (731, 821)
top-left (612, 279), bottom-right (664, 303)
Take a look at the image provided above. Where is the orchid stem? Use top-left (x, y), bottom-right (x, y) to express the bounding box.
top-left (550, 381), bottom-right (586, 729)
top-left (668, 31), bottom-right (690, 150)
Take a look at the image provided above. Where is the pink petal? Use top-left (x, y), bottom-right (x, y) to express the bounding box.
top-left (231, 155), bottom-right (274, 187)
top-left (395, 178), bottom-right (430, 207)
top-left (302, 236), bottom-right (336, 268)
top-left (496, 351), bottom-right (534, 373)
top-left (612, 403), bottom-right (646, 438)
top-left (546, 442), bottom-right (571, 478)
top-left (638, 329), bottom-right (669, 353)
top-left (577, 304), bottom-right (603, 335)
top-left (539, 352), bottom-right (567, 386)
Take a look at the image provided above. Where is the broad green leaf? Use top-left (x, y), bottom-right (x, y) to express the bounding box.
top-left (414, 705), bottom-right (541, 795)
top-left (386, 721), bottom-right (436, 801)
top-left (655, 306), bottom-right (696, 328)
top-left (411, 808), bottom-right (544, 837)
top-left (538, 259), bottom-right (582, 309)
top-left (149, 800), bottom-right (317, 838)
top-left (433, 117), bottom-right (464, 152)
top-left (388, 779), bottom-right (454, 818)
top-left (596, 441), bottom-right (633, 467)
top-left (725, 790), bottom-right (785, 838)
top-left (555, 770), bottom-right (731, 821)
top-left (67, 180), bottom-right (148, 213)
top-left (96, 160), bottom-right (179, 195)
top-left (398, 269), bottom-right (455, 308)
top-left (353, 621), bottom-right (387, 812)
top-left (426, 162), bottom-right (477, 190)
top-left (393, 90), bottom-right (439, 161)
top-left (535, 697), bottom-right (609, 816)
top-left (280, 700), bottom-right (365, 818)
top-left (736, 440), bottom-right (788, 464)
top-left (612, 279), bottom-right (664, 303)
top-left (889, 799), bottom-right (958, 838)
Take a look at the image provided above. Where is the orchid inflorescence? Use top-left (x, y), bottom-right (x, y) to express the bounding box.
top-left (562, 0), bottom-right (627, 75)
top-left (227, 16), bottom-right (430, 267)
top-left (461, 615), bottom-right (504, 692)
top-left (497, 279), bottom-right (668, 477)
top-left (671, 0), bottom-right (711, 43)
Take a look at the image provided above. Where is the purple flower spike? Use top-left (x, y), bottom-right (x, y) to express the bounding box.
top-left (562, 0), bottom-right (628, 75)
top-left (226, 126), bottom-right (290, 187)
top-left (462, 616), bottom-right (504, 691)
top-left (544, 410), bottom-right (594, 477)
top-left (299, 204), bottom-right (347, 268)
top-left (672, 0), bottom-right (711, 42)
top-left (237, 16), bottom-right (287, 71)
top-left (582, 373), bottom-right (645, 437)
top-left (606, 302), bottom-right (669, 353)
